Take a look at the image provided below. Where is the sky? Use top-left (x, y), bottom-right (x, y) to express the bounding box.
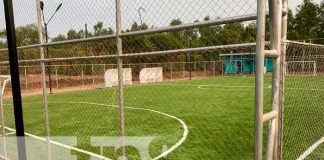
top-left (0, 0), bottom-right (322, 39)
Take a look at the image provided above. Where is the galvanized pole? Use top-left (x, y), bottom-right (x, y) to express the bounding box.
top-left (115, 0), bottom-right (126, 159)
top-left (3, 0), bottom-right (27, 158)
top-left (36, 0), bottom-right (52, 159)
top-left (278, 0), bottom-right (288, 159)
top-left (92, 64), bottom-right (95, 87)
top-left (85, 24), bottom-right (90, 56)
top-left (55, 65), bottom-right (58, 89)
top-left (188, 38), bottom-right (192, 80)
top-left (81, 65), bottom-right (84, 88)
top-left (24, 67), bottom-right (27, 89)
top-left (255, 0), bottom-right (266, 159)
top-left (266, 0), bottom-right (282, 159)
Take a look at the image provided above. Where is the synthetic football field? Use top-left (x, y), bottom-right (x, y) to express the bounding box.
top-left (1, 76), bottom-right (323, 160)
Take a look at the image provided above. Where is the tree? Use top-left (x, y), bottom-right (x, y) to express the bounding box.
top-left (287, 9), bottom-right (298, 40)
top-left (294, 0), bottom-right (320, 40)
top-left (93, 22), bottom-right (113, 36)
top-left (0, 24), bottom-right (39, 46)
top-left (67, 29), bottom-right (81, 40)
top-left (52, 34), bottom-right (66, 42)
top-left (219, 23), bottom-right (245, 44)
top-left (317, 1), bottom-right (324, 43)
top-left (243, 23), bottom-right (257, 43)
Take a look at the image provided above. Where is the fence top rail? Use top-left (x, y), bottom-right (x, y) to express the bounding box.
top-left (0, 60), bottom-right (228, 68)
top-left (0, 42), bottom-right (260, 65)
top-left (0, 13), bottom-right (260, 53)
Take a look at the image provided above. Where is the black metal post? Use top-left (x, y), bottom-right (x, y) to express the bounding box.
top-left (3, 0), bottom-right (27, 159)
top-left (188, 38), bottom-right (192, 80)
top-left (40, 2), bottom-right (62, 94)
top-left (44, 23), bottom-right (53, 94)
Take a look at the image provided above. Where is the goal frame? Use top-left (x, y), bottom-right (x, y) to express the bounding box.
top-left (0, 75), bottom-right (11, 159)
top-left (286, 61), bottom-right (317, 76)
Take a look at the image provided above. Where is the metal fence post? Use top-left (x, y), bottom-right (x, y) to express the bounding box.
top-left (3, 0), bottom-right (27, 158)
top-left (255, 0), bottom-right (266, 159)
top-left (183, 62), bottom-right (185, 79)
top-left (222, 60), bottom-right (224, 76)
top-left (36, 0), bottom-right (51, 159)
top-left (55, 65), bottom-right (58, 89)
top-left (204, 61), bottom-right (207, 77)
top-left (266, 0), bottom-right (282, 159)
top-left (213, 61), bottom-right (216, 76)
top-left (115, 0), bottom-right (126, 159)
top-left (92, 64), bottom-right (95, 87)
top-left (278, 0), bottom-right (288, 159)
top-left (24, 66), bottom-right (27, 89)
top-left (81, 65), bottom-right (84, 88)
top-left (170, 62), bottom-right (173, 80)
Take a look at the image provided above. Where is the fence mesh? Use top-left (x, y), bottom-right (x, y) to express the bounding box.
top-left (283, 41), bottom-right (324, 160)
top-left (0, 0), bottom-right (277, 159)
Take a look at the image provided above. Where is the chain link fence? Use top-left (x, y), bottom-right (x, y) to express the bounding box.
top-left (0, 0), bottom-right (279, 159)
top-left (0, 61), bottom-right (237, 95)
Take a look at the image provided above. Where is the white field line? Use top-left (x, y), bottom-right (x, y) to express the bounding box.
top-left (0, 154), bottom-right (10, 160)
top-left (0, 125), bottom-right (112, 160)
top-left (3, 131), bottom-right (15, 136)
top-left (4, 101), bottom-right (188, 160)
top-left (297, 136), bottom-right (324, 160)
top-left (61, 101), bottom-right (189, 160)
top-left (145, 83), bottom-right (273, 90)
top-left (197, 85), bottom-right (212, 89)
top-left (142, 83), bottom-right (324, 91)
top-left (285, 87), bottom-right (324, 91)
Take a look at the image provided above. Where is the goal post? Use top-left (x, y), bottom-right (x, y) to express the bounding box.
top-left (104, 68), bottom-right (132, 87)
top-left (0, 75), bottom-right (11, 159)
top-left (286, 61), bottom-right (317, 76)
top-left (139, 67), bottom-right (163, 84)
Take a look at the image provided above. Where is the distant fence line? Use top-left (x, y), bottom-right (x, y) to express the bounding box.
top-left (1, 58), bottom-right (323, 94)
top-left (0, 61), bottom-right (226, 93)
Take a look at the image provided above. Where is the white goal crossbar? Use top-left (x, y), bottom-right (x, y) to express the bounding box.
top-left (0, 75), bottom-right (11, 159)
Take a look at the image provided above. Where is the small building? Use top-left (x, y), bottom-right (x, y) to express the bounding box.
top-left (220, 53), bottom-right (273, 75)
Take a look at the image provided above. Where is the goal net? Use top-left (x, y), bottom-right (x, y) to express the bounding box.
top-left (0, 75), bottom-right (11, 159)
top-left (139, 67), bottom-right (163, 84)
top-left (104, 68), bottom-right (132, 87)
top-left (286, 61), bottom-right (317, 76)
top-left (282, 41), bottom-right (324, 160)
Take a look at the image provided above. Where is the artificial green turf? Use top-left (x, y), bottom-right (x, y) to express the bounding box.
top-left (282, 76), bottom-right (324, 160)
top-left (2, 76), bottom-right (322, 159)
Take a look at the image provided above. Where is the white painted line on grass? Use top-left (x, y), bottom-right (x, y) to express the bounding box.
top-left (5, 101), bottom-right (188, 160)
top-left (61, 101), bottom-right (189, 160)
top-left (297, 136), bottom-right (324, 160)
top-left (197, 85), bottom-right (212, 89)
top-left (4, 131), bottom-right (15, 136)
top-left (286, 88), bottom-right (324, 91)
top-left (0, 125), bottom-right (112, 160)
top-left (148, 83), bottom-right (273, 90)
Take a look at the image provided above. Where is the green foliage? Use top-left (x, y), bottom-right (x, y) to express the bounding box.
top-left (0, 24), bottom-right (38, 46)
top-left (1, 0), bottom-right (323, 63)
top-left (294, 0), bottom-right (321, 40)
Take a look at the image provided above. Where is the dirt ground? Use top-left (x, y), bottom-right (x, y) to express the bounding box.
top-left (3, 70), bottom-right (224, 98)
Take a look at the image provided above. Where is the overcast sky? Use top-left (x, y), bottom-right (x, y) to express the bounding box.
top-left (0, 0), bottom-right (322, 38)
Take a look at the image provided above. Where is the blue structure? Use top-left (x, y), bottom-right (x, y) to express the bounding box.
top-left (220, 53), bottom-right (273, 74)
